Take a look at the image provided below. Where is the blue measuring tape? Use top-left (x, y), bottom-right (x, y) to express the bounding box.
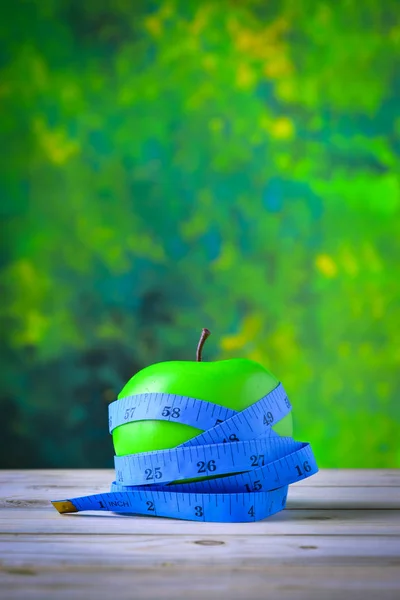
top-left (51, 383), bottom-right (318, 522)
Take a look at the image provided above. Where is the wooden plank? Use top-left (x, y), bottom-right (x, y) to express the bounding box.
top-left (2, 485), bottom-right (399, 510)
top-left (2, 565), bottom-right (400, 600)
top-left (287, 485), bottom-right (400, 509)
top-left (293, 469), bottom-right (400, 487)
top-left (1, 534), bottom-right (399, 567)
top-left (1, 508), bottom-right (399, 536)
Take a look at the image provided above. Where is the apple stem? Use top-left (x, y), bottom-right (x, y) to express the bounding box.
top-left (196, 328), bottom-right (211, 361)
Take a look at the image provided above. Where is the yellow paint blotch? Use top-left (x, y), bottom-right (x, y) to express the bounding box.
top-left (220, 314), bottom-right (263, 352)
top-left (247, 348), bottom-right (269, 365)
top-left (275, 79), bottom-right (296, 102)
top-left (236, 63), bottom-right (256, 90)
top-left (144, 15), bottom-right (163, 37)
top-left (269, 324), bottom-right (298, 363)
top-left (212, 243), bottom-right (236, 271)
top-left (34, 118), bottom-right (79, 165)
top-left (202, 54), bottom-right (217, 71)
top-left (270, 117), bottom-right (294, 139)
top-left (209, 118), bottom-right (223, 133)
top-left (315, 254), bottom-right (338, 278)
top-left (264, 55), bottom-right (293, 79)
top-left (191, 5), bottom-right (212, 35)
top-left (341, 248), bottom-right (359, 276)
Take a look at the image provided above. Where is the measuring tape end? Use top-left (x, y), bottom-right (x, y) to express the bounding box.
top-left (51, 500), bottom-right (78, 514)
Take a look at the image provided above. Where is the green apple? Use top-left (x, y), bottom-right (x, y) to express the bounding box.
top-left (113, 331), bottom-right (292, 456)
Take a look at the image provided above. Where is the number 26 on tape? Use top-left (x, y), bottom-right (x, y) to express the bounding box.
top-left (197, 460), bottom-right (217, 473)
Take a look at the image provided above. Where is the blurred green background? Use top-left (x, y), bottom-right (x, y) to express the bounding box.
top-left (1, 0), bottom-right (399, 469)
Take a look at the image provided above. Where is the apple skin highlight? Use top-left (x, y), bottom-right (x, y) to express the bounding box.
top-left (113, 357), bottom-right (293, 456)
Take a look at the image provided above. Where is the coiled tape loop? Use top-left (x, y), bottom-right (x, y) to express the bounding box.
top-left (52, 383), bottom-right (318, 522)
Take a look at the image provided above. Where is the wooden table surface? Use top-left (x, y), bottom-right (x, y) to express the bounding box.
top-left (1, 469), bottom-right (399, 600)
